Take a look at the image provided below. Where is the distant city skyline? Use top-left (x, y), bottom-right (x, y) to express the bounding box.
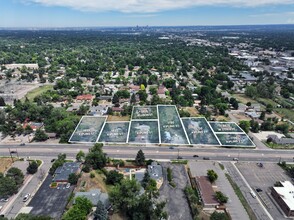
top-left (1, 0), bottom-right (294, 27)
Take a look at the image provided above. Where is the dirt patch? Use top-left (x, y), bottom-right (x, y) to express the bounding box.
top-left (110, 213), bottom-right (127, 220)
top-left (182, 107), bottom-right (199, 117)
top-left (107, 115), bottom-right (130, 122)
top-left (231, 113), bottom-right (250, 121)
top-left (212, 115), bottom-right (229, 121)
top-left (0, 157), bottom-right (13, 173)
top-left (76, 171), bottom-right (111, 193)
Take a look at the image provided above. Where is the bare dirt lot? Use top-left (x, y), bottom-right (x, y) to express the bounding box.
top-left (107, 115), bottom-right (130, 122)
top-left (182, 107), bottom-right (199, 117)
top-left (0, 157), bottom-right (13, 173)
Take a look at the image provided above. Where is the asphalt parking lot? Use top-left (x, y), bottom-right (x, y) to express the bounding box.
top-left (236, 162), bottom-right (291, 220)
top-left (159, 163), bottom-right (193, 220)
top-left (28, 175), bottom-right (73, 219)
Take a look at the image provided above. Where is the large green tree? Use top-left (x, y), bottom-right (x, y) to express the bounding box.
top-left (135, 149), bottom-right (145, 166)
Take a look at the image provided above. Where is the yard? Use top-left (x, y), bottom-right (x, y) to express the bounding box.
top-left (21, 85), bottom-right (54, 102)
top-left (232, 94), bottom-right (258, 105)
top-left (0, 157), bottom-right (13, 173)
top-left (182, 107), bottom-right (199, 117)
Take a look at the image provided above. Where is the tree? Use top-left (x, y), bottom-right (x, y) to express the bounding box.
top-left (34, 129), bottom-right (48, 142)
top-left (6, 167), bottom-right (24, 186)
top-left (112, 93), bottom-right (119, 104)
top-left (250, 120), bottom-right (260, 133)
top-left (68, 173), bottom-right (79, 185)
top-left (215, 191), bottom-right (228, 204)
top-left (85, 143), bottom-right (107, 170)
top-left (27, 161), bottom-right (39, 174)
top-left (210, 211), bottom-right (229, 220)
top-left (141, 172), bottom-right (151, 189)
top-left (63, 196), bottom-right (92, 220)
top-left (259, 111), bottom-right (265, 120)
top-left (0, 175), bottom-right (18, 197)
top-left (130, 93), bottom-right (136, 104)
top-left (94, 200), bottom-right (108, 220)
top-left (245, 85), bottom-right (257, 98)
top-left (135, 149), bottom-right (145, 166)
top-left (239, 120), bottom-right (250, 133)
top-left (76, 150), bottom-right (85, 162)
top-left (0, 97), bottom-right (5, 106)
top-left (266, 104), bottom-right (273, 113)
top-left (106, 170), bottom-right (124, 185)
top-left (207, 170), bottom-right (218, 183)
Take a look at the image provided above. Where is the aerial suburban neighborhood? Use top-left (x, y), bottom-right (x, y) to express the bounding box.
top-left (0, 23), bottom-right (293, 220)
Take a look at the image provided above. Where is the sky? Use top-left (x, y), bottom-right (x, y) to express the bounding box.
top-left (1, 0), bottom-right (294, 27)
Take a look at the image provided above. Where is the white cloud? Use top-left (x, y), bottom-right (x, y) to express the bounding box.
top-left (22, 0), bottom-right (294, 13)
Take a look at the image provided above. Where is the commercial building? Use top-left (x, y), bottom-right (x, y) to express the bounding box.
top-left (271, 181), bottom-right (294, 217)
top-left (53, 162), bottom-right (81, 182)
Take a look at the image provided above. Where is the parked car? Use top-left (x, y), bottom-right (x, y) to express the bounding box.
top-left (23, 194), bottom-right (30, 202)
top-left (256, 188), bottom-right (263, 192)
top-left (66, 183), bottom-right (70, 189)
top-left (51, 159), bottom-right (56, 163)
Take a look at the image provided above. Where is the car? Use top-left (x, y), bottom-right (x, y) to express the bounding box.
top-left (20, 143), bottom-right (25, 146)
top-left (193, 155), bottom-right (199, 157)
top-left (23, 194), bottom-right (30, 202)
top-left (233, 158), bottom-right (239, 161)
top-left (169, 146), bottom-right (174, 150)
top-left (177, 156), bottom-right (183, 159)
top-left (256, 188), bottom-right (263, 192)
top-left (250, 191), bottom-right (256, 198)
top-left (203, 157), bottom-right (210, 160)
top-left (0, 198), bottom-right (8, 202)
top-left (51, 159), bottom-right (56, 163)
top-left (66, 183), bottom-right (70, 189)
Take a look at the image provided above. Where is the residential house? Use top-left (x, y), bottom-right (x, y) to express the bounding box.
top-left (53, 162), bottom-right (81, 183)
top-left (148, 162), bottom-right (163, 189)
top-left (74, 189), bottom-right (110, 208)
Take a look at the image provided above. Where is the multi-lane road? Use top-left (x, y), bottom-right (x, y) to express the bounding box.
top-left (1, 143), bottom-right (293, 163)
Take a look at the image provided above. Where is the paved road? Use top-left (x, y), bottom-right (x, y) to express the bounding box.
top-left (0, 144), bottom-right (294, 163)
top-left (1, 158), bottom-right (51, 219)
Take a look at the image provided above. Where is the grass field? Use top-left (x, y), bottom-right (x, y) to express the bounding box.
top-left (275, 108), bottom-right (294, 122)
top-left (22, 85), bottom-right (53, 102)
top-left (0, 157), bottom-right (13, 173)
top-left (232, 94), bottom-right (258, 105)
top-left (182, 107), bottom-right (199, 117)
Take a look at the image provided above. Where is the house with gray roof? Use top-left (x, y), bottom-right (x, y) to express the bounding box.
top-left (268, 135), bottom-right (294, 145)
top-left (74, 189), bottom-right (110, 208)
top-left (53, 162), bottom-right (81, 182)
top-left (148, 162), bottom-right (163, 188)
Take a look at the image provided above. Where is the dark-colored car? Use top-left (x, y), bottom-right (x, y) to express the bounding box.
top-left (193, 155), bottom-right (199, 157)
top-left (256, 188), bottom-right (263, 192)
top-left (169, 146), bottom-right (174, 150)
top-left (51, 159), bottom-right (56, 163)
top-left (177, 156), bottom-right (183, 159)
top-left (203, 157), bottom-right (210, 160)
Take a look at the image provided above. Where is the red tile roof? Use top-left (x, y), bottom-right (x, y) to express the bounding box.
top-left (196, 176), bottom-right (219, 206)
top-left (76, 94), bottom-right (93, 101)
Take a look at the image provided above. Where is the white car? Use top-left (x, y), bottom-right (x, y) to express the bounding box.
top-left (23, 194), bottom-right (30, 202)
top-left (66, 183), bottom-right (70, 189)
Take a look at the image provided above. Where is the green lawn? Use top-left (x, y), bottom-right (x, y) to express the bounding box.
top-left (275, 108), bottom-right (294, 122)
top-left (22, 85), bottom-right (53, 102)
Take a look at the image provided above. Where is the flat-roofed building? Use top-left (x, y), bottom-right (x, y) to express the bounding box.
top-left (196, 176), bottom-right (219, 209)
top-left (271, 181), bottom-right (294, 217)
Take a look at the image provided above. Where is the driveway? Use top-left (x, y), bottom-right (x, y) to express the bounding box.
top-left (159, 163), bottom-right (193, 220)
